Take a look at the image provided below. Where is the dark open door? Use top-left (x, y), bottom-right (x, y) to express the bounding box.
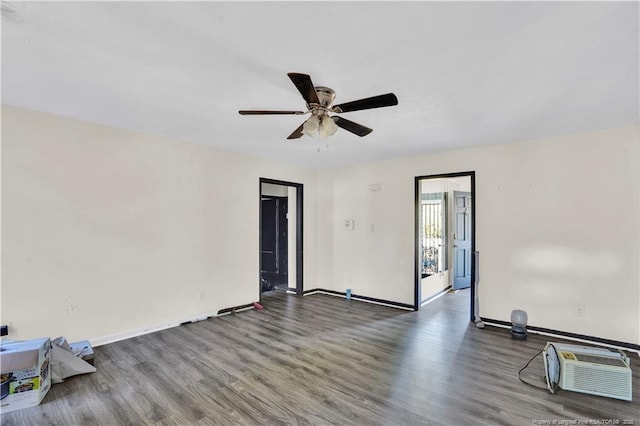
top-left (261, 197), bottom-right (288, 288)
top-left (453, 191), bottom-right (472, 289)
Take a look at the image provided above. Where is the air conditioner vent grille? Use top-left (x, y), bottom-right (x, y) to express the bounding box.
top-left (573, 354), bottom-right (628, 367)
top-left (569, 365), bottom-right (631, 398)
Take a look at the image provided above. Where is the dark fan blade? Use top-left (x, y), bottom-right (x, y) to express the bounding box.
top-left (287, 122), bottom-right (305, 140)
top-left (288, 73), bottom-right (320, 105)
top-left (333, 116), bottom-right (373, 137)
top-left (239, 110), bottom-right (305, 115)
top-left (332, 93), bottom-right (398, 113)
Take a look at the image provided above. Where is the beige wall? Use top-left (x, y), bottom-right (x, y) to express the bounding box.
top-left (1, 105), bottom-right (318, 344)
top-left (317, 125), bottom-right (640, 344)
top-left (421, 271), bottom-right (449, 302)
top-left (2, 105), bottom-right (638, 345)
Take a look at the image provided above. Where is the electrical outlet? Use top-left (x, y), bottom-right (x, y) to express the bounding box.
top-left (576, 305), bottom-right (586, 318)
top-left (1, 325), bottom-right (8, 336)
top-left (344, 219), bottom-right (355, 231)
top-left (198, 289), bottom-right (206, 301)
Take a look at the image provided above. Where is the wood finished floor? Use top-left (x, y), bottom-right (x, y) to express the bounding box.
top-left (2, 289), bottom-right (639, 425)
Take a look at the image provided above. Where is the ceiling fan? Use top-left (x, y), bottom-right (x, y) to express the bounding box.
top-left (239, 73), bottom-right (398, 140)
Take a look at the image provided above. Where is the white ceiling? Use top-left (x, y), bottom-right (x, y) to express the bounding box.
top-left (2, 1), bottom-right (638, 169)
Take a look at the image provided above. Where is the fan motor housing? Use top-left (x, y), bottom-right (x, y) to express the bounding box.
top-left (312, 86), bottom-right (336, 110)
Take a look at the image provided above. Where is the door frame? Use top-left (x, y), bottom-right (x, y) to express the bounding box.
top-left (259, 178), bottom-right (304, 300)
top-left (414, 171), bottom-right (476, 321)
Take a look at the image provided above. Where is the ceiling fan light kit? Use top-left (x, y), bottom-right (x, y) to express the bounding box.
top-left (319, 116), bottom-right (339, 138)
top-left (302, 115), bottom-right (338, 139)
top-left (239, 73), bottom-right (398, 140)
top-left (302, 115), bottom-right (319, 136)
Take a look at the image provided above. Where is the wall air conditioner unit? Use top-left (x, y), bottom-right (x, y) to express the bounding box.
top-left (543, 342), bottom-right (632, 401)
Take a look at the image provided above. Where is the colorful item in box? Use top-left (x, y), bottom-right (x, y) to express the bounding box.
top-left (0, 337), bottom-right (51, 414)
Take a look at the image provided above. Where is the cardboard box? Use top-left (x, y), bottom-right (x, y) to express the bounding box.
top-left (0, 337), bottom-right (51, 414)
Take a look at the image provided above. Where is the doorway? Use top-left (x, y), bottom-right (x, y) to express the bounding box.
top-left (259, 178), bottom-right (303, 300)
top-left (414, 172), bottom-right (475, 320)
